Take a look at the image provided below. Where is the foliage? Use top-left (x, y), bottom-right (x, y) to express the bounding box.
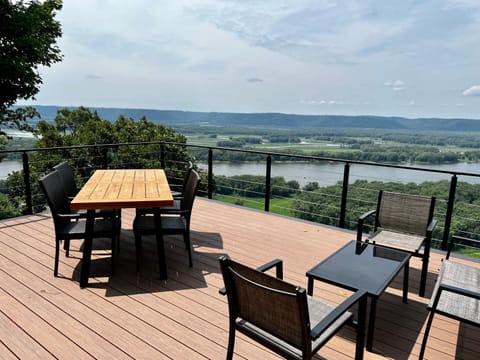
top-left (216, 140), bottom-right (244, 148)
top-left (1, 0), bottom-right (63, 131)
top-left (214, 174), bottom-right (299, 198)
top-left (5, 107), bottom-right (192, 216)
top-left (0, 192), bottom-right (21, 218)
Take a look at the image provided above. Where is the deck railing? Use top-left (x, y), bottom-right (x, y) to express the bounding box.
top-left (2, 141), bottom-right (480, 254)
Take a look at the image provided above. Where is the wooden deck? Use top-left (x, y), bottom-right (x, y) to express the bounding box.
top-left (0, 198), bottom-right (478, 359)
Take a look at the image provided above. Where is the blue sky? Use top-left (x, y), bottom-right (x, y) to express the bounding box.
top-left (24, 0), bottom-right (480, 119)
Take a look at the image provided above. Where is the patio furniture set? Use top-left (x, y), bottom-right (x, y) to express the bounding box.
top-left (38, 162), bottom-right (479, 359)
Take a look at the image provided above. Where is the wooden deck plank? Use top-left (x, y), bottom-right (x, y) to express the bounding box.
top-left (0, 198), bottom-right (479, 359)
top-left (0, 305), bottom-right (55, 359)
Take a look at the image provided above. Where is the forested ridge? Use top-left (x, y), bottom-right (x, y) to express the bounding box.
top-left (18, 105), bottom-right (480, 132)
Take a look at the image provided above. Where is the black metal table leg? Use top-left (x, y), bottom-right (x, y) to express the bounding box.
top-left (154, 209), bottom-right (167, 279)
top-left (307, 277), bottom-right (314, 295)
top-left (80, 209), bottom-right (95, 288)
top-left (366, 297), bottom-right (377, 351)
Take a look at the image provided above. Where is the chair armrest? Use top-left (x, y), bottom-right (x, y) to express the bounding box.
top-left (438, 283), bottom-right (480, 300)
top-left (170, 184), bottom-right (183, 192)
top-left (57, 212), bottom-right (82, 220)
top-left (426, 219), bottom-right (437, 234)
top-left (310, 289), bottom-right (368, 340)
top-left (357, 210), bottom-right (376, 242)
top-left (256, 258), bottom-right (283, 280)
top-left (219, 258), bottom-right (283, 296)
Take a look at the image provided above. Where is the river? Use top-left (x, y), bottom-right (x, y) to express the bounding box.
top-left (3, 160), bottom-right (480, 187)
top-left (198, 161), bottom-right (480, 187)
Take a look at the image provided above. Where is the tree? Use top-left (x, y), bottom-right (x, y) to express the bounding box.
top-left (3, 107), bottom-right (193, 215)
top-left (0, 0), bottom-right (63, 131)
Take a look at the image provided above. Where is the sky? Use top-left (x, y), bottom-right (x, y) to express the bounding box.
top-left (22, 0), bottom-right (480, 119)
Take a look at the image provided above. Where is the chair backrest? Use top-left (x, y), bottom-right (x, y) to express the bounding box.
top-left (180, 169), bottom-right (201, 216)
top-left (39, 170), bottom-right (71, 229)
top-left (376, 190), bottom-right (435, 236)
top-left (180, 161), bottom-right (193, 190)
top-left (219, 256), bottom-right (310, 351)
top-left (53, 161), bottom-right (78, 198)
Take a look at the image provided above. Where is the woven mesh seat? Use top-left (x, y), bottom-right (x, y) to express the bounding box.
top-left (357, 190), bottom-right (436, 297)
top-left (219, 256), bottom-right (368, 360)
top-left (419, 235), bottom-right (480, 359)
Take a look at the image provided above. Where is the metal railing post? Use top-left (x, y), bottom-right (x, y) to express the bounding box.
top-left (22, 151), bottom-right (33, 215)
top-left (160, 144), bottom-right (166, 169)
top-left (208, 148), bottom-right (213, 199)
top-left (339, 162), bottom-right (350, 228)
top-left (442, 174), bottom-right (457, 250)
top-left (102, 147), bottom-right (109, 169)
top-left (265, 155), bottom-right (272, 212)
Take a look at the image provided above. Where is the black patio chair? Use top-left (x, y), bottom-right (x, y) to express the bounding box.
top-left (170, 160), bottom-right (193, 199)
top-left (419, 235), bottom-right (480, 359)
top-left (39, 170), bottom-right (119, 277)
top-left (53, 161), bottom-right (120, 216)
top-left (357, 190), bottom-right (436, 297)
top-left (133, 169), bottom-right (201, 275)
top-left (53, 161), bottom-right (121, 252)
top-left (218, 256), bottom-right (368, 360)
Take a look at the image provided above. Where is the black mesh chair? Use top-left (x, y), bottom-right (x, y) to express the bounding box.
top-left (170, 161), bottom-right (193, 199)
top-left (39, 170), bottom-right (119, 277)
top-left (133, 169), bottom-right (201, 276)
top-left (357, 190), bottom-right (436, 297)
top-left (419, 235), bottom-right (480, 359)
top-left (53, 161), bottom-right (120, 217)
top-left (219, 256), bottom-right (368, 360)
top-left (53, 161), bottom-right (121, 249)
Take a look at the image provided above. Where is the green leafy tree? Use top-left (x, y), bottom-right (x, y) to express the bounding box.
top-left (0, 0), bottom-right (62, 124)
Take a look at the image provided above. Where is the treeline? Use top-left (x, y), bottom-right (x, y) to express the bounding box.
top-left (190, 145), bottom-right (462, 164)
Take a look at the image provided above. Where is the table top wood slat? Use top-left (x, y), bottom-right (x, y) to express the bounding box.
top-left (70, 169), bottom-right (173, 210)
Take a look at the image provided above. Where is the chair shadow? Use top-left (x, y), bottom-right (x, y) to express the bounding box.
top-left (455, 322), bottom-right (480, 359)
top-left (327, 292), bottom-right (428, 360)
top-left (72, 228), bottom-right (228, 297)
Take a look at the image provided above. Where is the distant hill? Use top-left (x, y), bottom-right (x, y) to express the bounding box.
top-left (15, 105), bottom-right (480, 132)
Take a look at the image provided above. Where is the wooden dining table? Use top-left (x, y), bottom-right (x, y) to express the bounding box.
top-left (70, 169), bottom-right (174, 288)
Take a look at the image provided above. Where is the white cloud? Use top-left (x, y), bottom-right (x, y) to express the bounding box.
top-left (300, 99), bottom-right (343, 105)
top-left (462, 85), bottom-right (480, 96)
top-left (385, 80), bottom-right (405, 91)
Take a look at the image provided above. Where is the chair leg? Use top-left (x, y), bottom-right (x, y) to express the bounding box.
top-left (419, 310), bottom-right (436, 360)
top-left (115, 209), bottom-right (121, 255)
top-left (419, 255), bottom-right (429, 297)
top-left (54, 238), bottom-right (60, 277)
top-left (184, 231), bottom-right (193, 267)
top-left (110, 234), bottom-right (116, 275)
top-left (64, 239), bottom-right (70, 257)
top-left (134, 232), bottom-right (142, 273)
top-left (226, 320), bottom-right (236, 360)
top-left (156, 233), bottom-right (167, 279)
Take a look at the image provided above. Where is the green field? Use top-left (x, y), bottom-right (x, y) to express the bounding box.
top-left (214, 194), bottom-right (295, 217)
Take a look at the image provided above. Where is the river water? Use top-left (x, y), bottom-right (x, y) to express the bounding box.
top-left (198, 161), bottom-right (480, 187)
top-left (3, 160), bottom-right (480, 187)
